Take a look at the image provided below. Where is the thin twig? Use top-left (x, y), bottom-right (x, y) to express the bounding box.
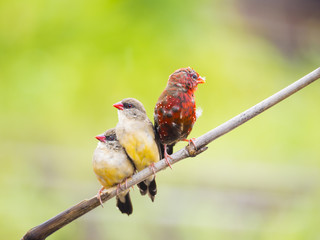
top-left (22, 67), bottom-right (320, 240)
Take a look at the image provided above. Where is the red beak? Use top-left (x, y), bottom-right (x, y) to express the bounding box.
top-left (95, 134), bottom-right (106, 143)
top-left (197, 76), bottom-right (206, 84)
top-left (113, 102), bottom-right (124, 110)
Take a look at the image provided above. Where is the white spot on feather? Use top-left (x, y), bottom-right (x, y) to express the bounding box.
top-left (196, 107), bottom-right (203, 119)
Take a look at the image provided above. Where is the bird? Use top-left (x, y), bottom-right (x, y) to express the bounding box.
top-left (92, 128), bottom-right (135, 215)
top-left (113, 98), bottom-right (160, 202)
top-left (154, 67), bottom-right (205, 166)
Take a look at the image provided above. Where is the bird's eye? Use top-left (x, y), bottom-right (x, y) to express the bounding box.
top-left (192, 74), bottom-right (198, 80)
top-left (106, 135), bottom-right (116, 141)
top-left (124, 103), bottom-right (134, 109)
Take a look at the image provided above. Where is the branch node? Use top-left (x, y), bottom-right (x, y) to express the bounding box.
top-left (186, 144), bottom-right (208, 157)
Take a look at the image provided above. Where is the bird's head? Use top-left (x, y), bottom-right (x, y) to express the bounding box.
top-left (95, 128), bottom-right (118, 143)
top-left (95, 128), bottom-right (123, 150)
top-left (113, 98), bottom-right (147, 120)
top-left (167, 67), bottom-right (205, 93)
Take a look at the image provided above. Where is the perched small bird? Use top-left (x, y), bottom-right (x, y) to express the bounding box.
top-left (154, 67), bottom-right (205, 165)
top-left (92, 128), bottom-right (135, 215)
top-left (114, 98), bottom-right (160, 202)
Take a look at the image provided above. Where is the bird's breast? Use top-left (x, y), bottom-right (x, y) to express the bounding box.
top-left (116, 119), bottom-right (160, 171)
top-left (155, 92), bottom-right (196, 144)
top-left (92, 147), bottom-right (134, 188)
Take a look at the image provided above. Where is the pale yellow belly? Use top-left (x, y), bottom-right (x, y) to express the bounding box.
top-left (120, 133), bottom-right (159, 171)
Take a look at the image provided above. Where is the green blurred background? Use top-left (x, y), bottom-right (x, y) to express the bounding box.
top-left (1, 0), bottom-right (320, 239)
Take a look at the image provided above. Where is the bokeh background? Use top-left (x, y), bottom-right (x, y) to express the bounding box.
top-left (1, 0), bottom-right (320, 239)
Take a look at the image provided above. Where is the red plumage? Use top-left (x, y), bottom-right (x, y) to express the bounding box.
top-left (154, 67), bottom-right (205, 164)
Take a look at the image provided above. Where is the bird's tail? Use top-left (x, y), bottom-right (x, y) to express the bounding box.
top-left (166, 144), bottom-right (174, 155)
top-left (137, 181), bottom-right (148, 195)
top-left (148, 177), bottom-right (157, 202)
top-left (154, 125), bottom-right (174, 158)
top-left (116, 190), bottom-right (133, 215)
top-left (137, 176), bottom-right (157, 202)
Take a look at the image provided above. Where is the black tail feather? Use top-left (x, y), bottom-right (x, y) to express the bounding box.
top-left (116, 192), bottom-right (133, 216)
top-left (137, 178), bottom-right (157, 202)
top-left (159, 143), bottom-right (165, 159)
top-left (148, 178), bottom-right (157, 202)
top-left (137, 181), bottom-right (148, 196)
top-left (166, 144), bottom-right (174, 155)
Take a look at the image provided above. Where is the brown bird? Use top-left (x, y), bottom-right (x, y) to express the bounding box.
top-left (154, 67), bottom-right (205, 166)
top-left (92, 128), bottom-right (135, 215)
top-left (114, 98), bottom-right (160, 202)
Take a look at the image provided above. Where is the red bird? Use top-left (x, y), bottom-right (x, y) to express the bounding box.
top-left (154, 67), bottom-right (205, 166)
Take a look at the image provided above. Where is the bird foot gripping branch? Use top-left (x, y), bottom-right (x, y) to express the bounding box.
top-left (96, 187), bottom-right (105, 207)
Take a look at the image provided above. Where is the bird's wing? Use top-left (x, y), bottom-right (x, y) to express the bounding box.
top-left (150, 118), bottom-right (164, 159)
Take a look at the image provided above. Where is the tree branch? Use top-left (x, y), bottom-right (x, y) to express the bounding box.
top-left (22, 67), bottom-right (320, 240)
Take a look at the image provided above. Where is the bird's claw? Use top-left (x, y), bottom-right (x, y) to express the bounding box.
top-left (183, 138), bottom-right (197, 150)
top-left (97, 187), bottom-right (105, 208)
top-left (116, 183), bottom-right (124, 195)
top-left (149, 163), bottom-right (156, 176)
top-left (164, 151), bottom-right (173, 169)
top-left (125, 178), bottom-right (128, 189)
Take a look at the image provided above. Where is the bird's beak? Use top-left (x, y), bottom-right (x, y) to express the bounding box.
top-left (95, 134), bottom-right (106, 143)
top-left (197, 76), bottom-right (206, 84)
top-left (113, 102), bottom-right (124, 110)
